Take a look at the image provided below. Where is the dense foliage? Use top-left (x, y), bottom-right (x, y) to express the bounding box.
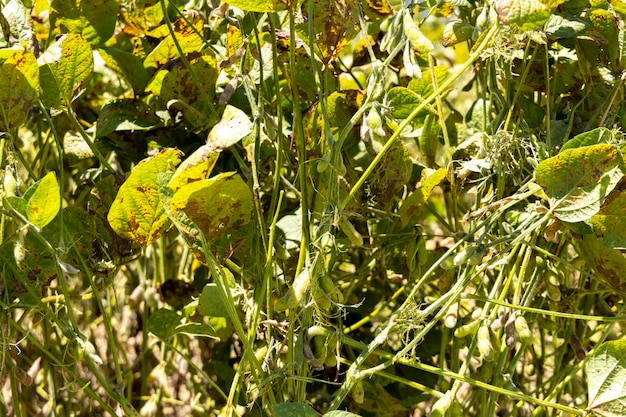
top-left (4, 0), bottom-right (626, 415)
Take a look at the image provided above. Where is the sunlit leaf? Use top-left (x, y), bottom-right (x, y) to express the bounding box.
top-left (535, 144), bottom-right (624, 223)
top-left (399, 168), bottom-right (448, 228)
top-left (143, 17), bottom-right (204, 70)
top-left (108, 148), bottom-right (183, 247)
top-left (168, 145), bottom-right (219, 192)
top-left (560, 129), bottom-right (613, 154)
top-left (175, 322), bottom-right (220, 339)
top-left (207, 105), bottom-right (253, 148)
top-left (0, 49), bottom-right (38, 134)
top-left (3, 0), bottom-right (35, 46)
top-left (159, 54), bottom-right (218, 105)
top-left (587, 339), bottom-right (626, 416)
top-left (494, 0), bottom-right (551, 31)
top-left (544, 14), bottom-right (587, 39)
top-left (38, 33), bottom-right (93, 108)
top-left (169, 172), bottom-right (254, 246)
top-left (224, 0), bottom-right (287, 12)
top-left (25, 172), bottom-right (60, 229)
top-left (360, 0), bottom-right (392, 21)
top-left (323, 412), bottom-right (362, 417)
top-left (589, 191), bottom-right (626, 249)
top-left (443, 21), bottom-right (474, 47)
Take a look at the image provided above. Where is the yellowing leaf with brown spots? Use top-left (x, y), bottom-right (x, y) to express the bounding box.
top-left (535, 144), bottom-right (624, 223)
top-left (108, 148), bottom-right (183, 247)
top-left (169, 172), bottom-right (253, 248)
top-left (0, 49), bottom-right (39, 134)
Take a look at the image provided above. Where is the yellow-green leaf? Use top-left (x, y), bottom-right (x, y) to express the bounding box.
top-left (169, 172), bottom-right (253, 246)
top-left (535, 144), bottom-right (624, 223)
top-left (495, 0), bottom-right (552, 31)
top-left (26, 172), bottom-right (60, 229)
top-left (0, 49), bottom-right (39, 134)
top-left (577, 234), bottom-right (626, 293)
top-left (590, 191), bottom-right (626, 249)
top-left (399, 168), bottom-right (448, 227)
top-left (223, 0), bottom-right (287, 13)
top-left (143, 17), bottom-right (204, 70)
top-left (168, 144), bottom-right (220, 192)
top-left (108, 148), bottom-right (183, 247)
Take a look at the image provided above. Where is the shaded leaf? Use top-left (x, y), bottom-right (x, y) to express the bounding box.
top-left (174, 322), bottom-right (219, 339)
top-left (577, 234), bottom-right (626, 293)
top-left (544, 14), bottom-right (587, 39)
top-left (147, 308), bottom-right (182, 340)
top-left (98, 47), bottom-right (151, 93)
top-left (587, 339), bottom-right (626, 416)
top-left (198, 283), bottom-right (228, 317)
top-left (108, 149), bottom-right (183, 247)
top-left (272, 403), bottom-right (318, 417)
top-left (96, 98), bottom-right (162, 139)
top-left (399, 168), bottom-right (448, 228)
top-left (535, 144), bottom-right (624, 223)
top-left (0, 49), bottom-right (38, 134)
top-left (385, 87), bottom-right (433, 123)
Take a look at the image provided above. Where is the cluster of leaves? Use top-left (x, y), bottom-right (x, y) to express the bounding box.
top-left (4, 0), bottom-right (626, 415)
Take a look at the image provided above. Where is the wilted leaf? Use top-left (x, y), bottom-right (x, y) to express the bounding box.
top-left (587, 339), bottom-right (626, 416)
top-left (0, 49), bottom-right (38, 134)
top-left (147, 308), bottom-right (182, 340)
top-left (371, 142), bottom-right (413, 203)
top-left (400, 168), bottom-right (447, 228)
top-left (299, 0), bottom-right (359, 63)
top-left (360, 0), bottom-right (392, 21)
top-left (535, 144), bottom-right (624, 223)
top-left (108, 149), bottom-right (183, 247)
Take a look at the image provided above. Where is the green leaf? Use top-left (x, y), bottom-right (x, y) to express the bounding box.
top-left (174, 322), bottom-right (219, 339)
top-left (589, 191), bottom-right (626, 249)
top-left (399, 168), bottom-right (448, 228)
top-left (544, 14), bottom-right (587, 39)
top-left (385, 87), bottom-right (433, 124)
top-left (494, 0), bottom-right (552, 31)
top-left (51, 0), bottom-right (118, 46)
top-left (272, 403), bottom-right (318, 417)
top-left (108, 148), bottom-right (183, 247)
top-left (198, 283), bottom-right (228, 317)
top-left (26, 172), bottom-right (60, 229)
top-left (98, 48), bottom-right (151, 93)
top-left (577, 234), bottom-right (626, 293)
top-left (38, 33), bottom-right (94, 108)
top-left (96, 98), bottom-right (162, 139)
top-left (0, 49), bottom-right (38, 134)
top-left (169, 172), bottom-right (254, 247)
top-left (535, 144), bottom-right (624, 223)
top-left (587, 339), bottom-right (626, 416)
top-left (407, 66), bottom-right (448, 99)
top-left (147, 308), bottom-right (182, 340)
top-left (560, 127), bottom-right (613, 153)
